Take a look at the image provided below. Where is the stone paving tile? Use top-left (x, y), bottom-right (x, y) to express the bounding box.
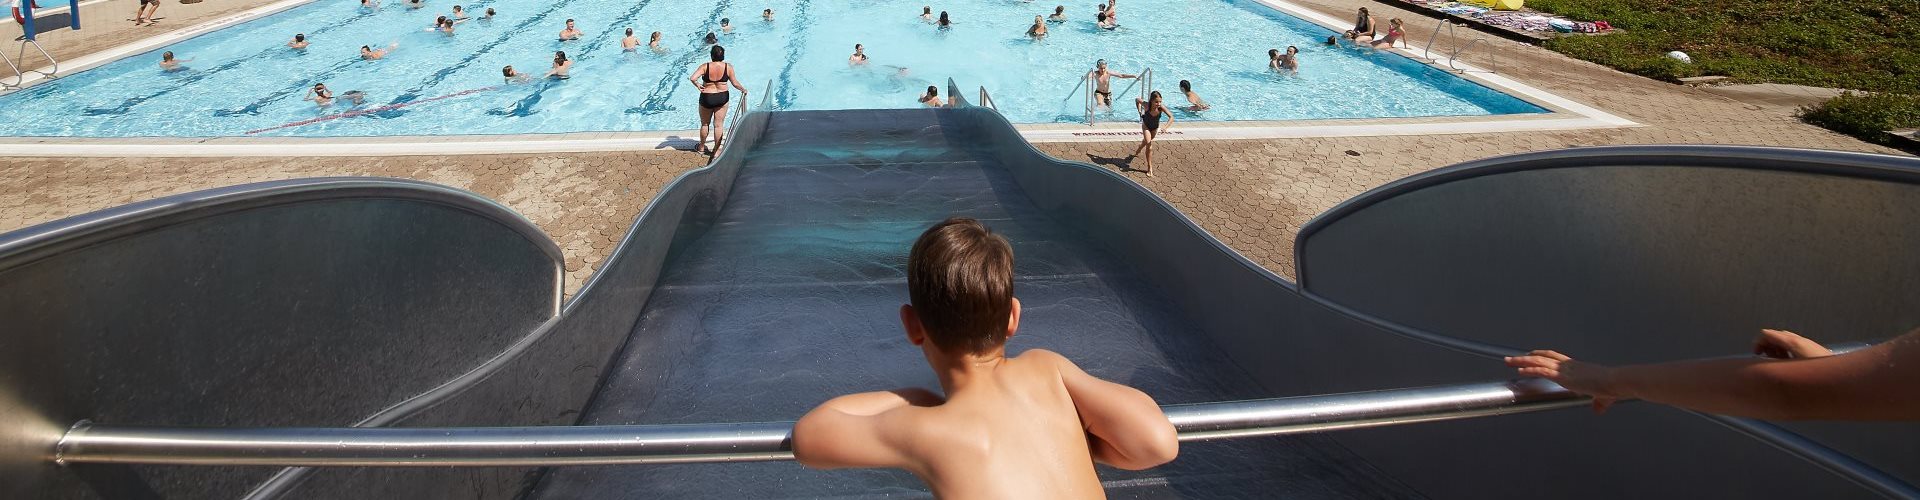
top-left (1, 0), bottom-right (1911, 293)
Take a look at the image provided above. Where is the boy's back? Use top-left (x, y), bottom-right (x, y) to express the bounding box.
top-left (793, 217), bottom-right (1177, 498)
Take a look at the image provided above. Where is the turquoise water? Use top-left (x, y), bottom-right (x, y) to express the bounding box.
top-left (0, 0), bottom-right (1545, 137)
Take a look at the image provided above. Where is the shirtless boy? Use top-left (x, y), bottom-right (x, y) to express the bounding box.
top-left (794, 217), bottom-right (1179, 499)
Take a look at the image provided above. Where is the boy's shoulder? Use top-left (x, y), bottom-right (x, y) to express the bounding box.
top-left (1011, 348), bottom-right (1078, 373)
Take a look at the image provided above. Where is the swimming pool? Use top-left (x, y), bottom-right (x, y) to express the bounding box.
top-left (0, 0), bottom-right (1546, 137)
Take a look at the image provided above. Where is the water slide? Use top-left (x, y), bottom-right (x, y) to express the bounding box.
top-left (4, 85), bottom-right (1919, 499)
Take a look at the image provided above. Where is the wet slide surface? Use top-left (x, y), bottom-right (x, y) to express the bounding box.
top-left (530, 110), bottom-right (1422, 498)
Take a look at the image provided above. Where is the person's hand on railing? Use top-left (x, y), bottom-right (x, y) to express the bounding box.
top-left (1753, 328), bottom-right (1832, 360)
top-left (1508, 329), bottom-right (1920, 421)
top-left (1503, 350), bottom-right (1623, 414)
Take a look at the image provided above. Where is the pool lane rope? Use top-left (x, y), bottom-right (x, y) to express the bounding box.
top-left (243, 85), bottom-right (499, 135)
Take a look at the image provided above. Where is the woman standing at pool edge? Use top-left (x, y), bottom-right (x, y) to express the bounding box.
top-left (1131, 91), bottom-right (1171, 176)
top-left (690, 45), bottom-right (747, 157)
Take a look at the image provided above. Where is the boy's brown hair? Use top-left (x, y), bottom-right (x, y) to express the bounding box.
top-left (907, 217), bottom-right (1015, 354)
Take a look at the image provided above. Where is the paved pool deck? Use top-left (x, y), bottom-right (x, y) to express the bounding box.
top-left (1, 0), bottom-right (1909, 291)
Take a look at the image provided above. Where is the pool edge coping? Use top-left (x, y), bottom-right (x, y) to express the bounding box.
top-left (0, 0), bottom-right (1637, 157)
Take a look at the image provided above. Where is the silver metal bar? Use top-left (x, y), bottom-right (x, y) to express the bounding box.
top-left (54, 378), bottom-right (1584, 467)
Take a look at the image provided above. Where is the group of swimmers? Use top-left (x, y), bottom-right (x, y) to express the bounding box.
top-left (1340, 7), bottom-right (1405, 49)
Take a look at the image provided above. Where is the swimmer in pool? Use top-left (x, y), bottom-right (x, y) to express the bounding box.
top-left (1027, 15), bottom-right (1046, 38)
top-left (406, 0), bottom-right (423, 10)
top-left (158, 51), bottom-right (190, 72)
top-left (920, 6), bottom-right (933, 23)
top-left (720, 18), bottom-right (733, 33)
top-left (484, 7), bottom-right (494, 20)
top-left (1088, 59), bottom-right (1134, 109)
top-left (937, 11), bottom-right (952, 29)
top-left (1279, 45), bottom-right (1299, 72)
top-left (361, 42), bottom-right (395, 60)
top-left (650, 31), bottom-right (667, 53)
top-left (502, 65), bottom-right (534, 83)
top-left (548, 50), bottom-right (572, 79)
top-left (1104, 0), bottom-right (1118, 21)
top-left (1096, 10), bottom-right (1116, 30)
top-left (1325, 34), bottom-right (1341, 47)
top-left (622, 28), bottom-right (640, 51)
top-left (704, 31), bottom-right (719, 45)
top-left (918, 85), bottom-right (945, 107)
top-left (451, 5), bottom-right (468, 20)
top-left (1048, 5), bottom-right (1066, 22)
top-left (359, 0), bottom-right (379, 11)
top-left (428, 16), bottom-right (454, 35)
top-left (763, 8), bottom-right (773, 21)
top-left (559, 19), bottom-right (582, 41)
top-left (849, 43), bottom-right (869, 66)
top-left (1178, 79), bottom-right (1210, 111)
top-left (288, 33), bottom-right (308, 50)
top-left (306, 82), bottom-right (334, 107)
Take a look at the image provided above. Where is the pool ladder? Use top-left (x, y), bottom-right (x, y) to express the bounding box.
top-left (1065, 66), bottom-right (1153, 126)
top-left (0, 39), bottom-right (58, 92)
top-left (1419, 21), bottom-right (1499, 74)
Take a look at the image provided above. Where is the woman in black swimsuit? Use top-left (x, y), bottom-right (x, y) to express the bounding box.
top-left (1130, 90), bottom-right (1171, 176)
top-left (689, 44), bottom-right (748, 156)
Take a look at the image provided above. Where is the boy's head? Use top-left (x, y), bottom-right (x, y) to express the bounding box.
top-left (906, 217), bottom-right (1016, 355)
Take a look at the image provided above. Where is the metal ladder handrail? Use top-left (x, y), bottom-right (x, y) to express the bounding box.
top-left (51, 378), bottom-right (1587, 466)
top-left (1419, 20), bottom-right (1498, 74)
top-left (978, 86), bottom-right (998, 111)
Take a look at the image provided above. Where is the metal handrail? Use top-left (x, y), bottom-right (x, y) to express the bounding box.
top-left (1450, 38), bottom-right (1496, 73)
top-left (52, 378), bottom-right (1583, 467)
top-left (1421, 21), bottom-right (1457, 62)
top-left (978, 87), bottom-right (997, 111)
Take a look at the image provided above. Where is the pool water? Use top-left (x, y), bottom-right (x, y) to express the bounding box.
top-left (0, 0), bottom-right (1545, 137)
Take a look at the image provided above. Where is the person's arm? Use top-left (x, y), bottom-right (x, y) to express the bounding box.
top-left (729, 66), bottom-right (748, 95)
top-left (1035, 349), bottom-right (1178, 470)
top-left (688, 64), bottom-right (703, 86)
top-left (1507, 329), bottom-right (1920, 420)
top-left (792, 388), bottom-right (941, 469)
top-left (1160, 104), bottom-right (1173, 129)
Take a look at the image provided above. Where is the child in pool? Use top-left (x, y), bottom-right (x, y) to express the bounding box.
top-left (794, 217), bottom-right (1179, 498)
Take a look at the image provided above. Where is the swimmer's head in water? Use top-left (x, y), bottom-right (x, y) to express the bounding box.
top-left (453, 5), bottom-right (462, 12)
top-left (626, 27), bottom-right (633, 36)
top-left (437, 15), bottom-right (447, 24)
top-left (162, 51), bottom-right (174, 61)
top-left (923, 6), bottom-right (931, 14)
top-left (565, 19), bottom-right (575, 28)
top-left (651, 31), bottom-right (662, 40)
top-left (854, 43), bottom-right (863, 51)
top-left (1096, 11), bottom-right (1107, 22)
top-left (721, 18), bottom-right (730, 26)
top-left (1179, 79), bottom-right (1191, 92)
top-left (938, 11), bottom-right (949, 23)
top-left (1325, 35), bottom-right (1338, 44)
top-left (926, 85), bottom-right (938, 96)
top-left (705, 32), bottom-right (718, 44)
top-left (763, 8), bottom-right (771, 15)
top-left (502, 65), bottom-right (514, 77)
top-left (1055, 5), bottom-right (1064, 13)
top-left (1268, 48), bottom-right (1279, 59)
top-left (361, 45), bottom-right (371, 51)
top-left (710, 44), bottom-right (725, 62)
top-left (906, 217), bottom-right (1015, 355)
top-left (486, 7), bottom-right (494, 15)
top-left (295, 33), bottom-right (305, 42)
top-left (1287, 45), bottom-right (1298, 54)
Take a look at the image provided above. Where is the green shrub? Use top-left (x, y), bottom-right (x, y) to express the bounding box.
top-left (1798, 93), bottom-right (1920, 146)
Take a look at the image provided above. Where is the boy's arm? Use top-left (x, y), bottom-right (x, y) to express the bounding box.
top-left (792, 388), bottom-right (943, 470)
top-left (1037, 350), bottom-right (1178, 470)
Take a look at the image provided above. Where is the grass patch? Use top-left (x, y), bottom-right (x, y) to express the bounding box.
top-left (1525, 0), bottom-right (1920, 146)
top-left (1526, 0), bottom-right (1920, 94)
top-left (1798, 92), bottom-right (1920, 147)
